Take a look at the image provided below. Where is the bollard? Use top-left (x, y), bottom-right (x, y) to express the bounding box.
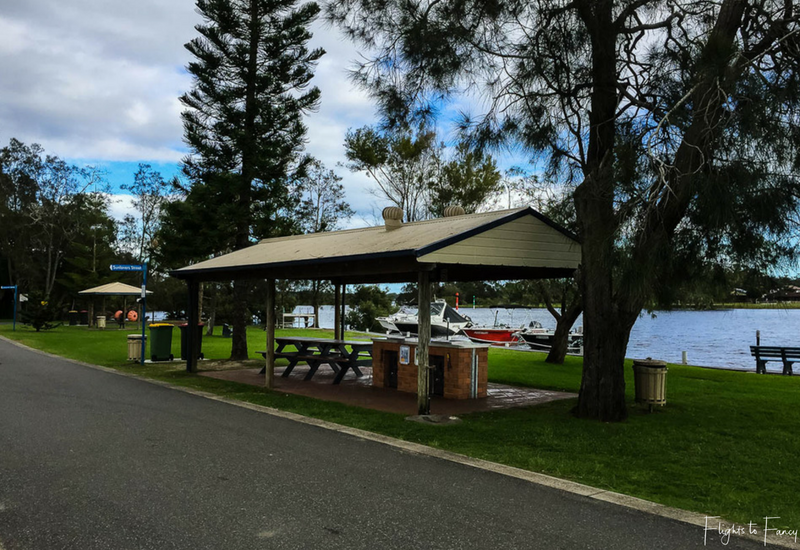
top-left (756, 330), bottom-right (761, 346)
top-left (682, 351), bottom-right (687, 365)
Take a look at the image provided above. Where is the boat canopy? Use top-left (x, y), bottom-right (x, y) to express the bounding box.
top-left (443, 305), bottom-right (470, 324)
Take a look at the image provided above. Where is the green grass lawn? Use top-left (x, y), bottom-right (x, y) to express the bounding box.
top-left (1, 322), bottom-right (798, 528)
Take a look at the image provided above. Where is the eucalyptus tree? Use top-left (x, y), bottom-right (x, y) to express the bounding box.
top-left (180, 0), bottom-right (324, 359)
top-left (329, 0), bottom-right (800, 420)
top-left (119, 164), bottom-right (172, 263)
top-left (343, 125), bottom-right (439, 221)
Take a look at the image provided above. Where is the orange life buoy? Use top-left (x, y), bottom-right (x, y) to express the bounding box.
top-left (115, 310), bottom-right (123, 321)
top-left (127, 310), bottom-right (138, 321)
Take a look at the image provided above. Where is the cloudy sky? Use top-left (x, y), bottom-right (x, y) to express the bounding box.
top-left (0, 0), bottom-right (451, 225)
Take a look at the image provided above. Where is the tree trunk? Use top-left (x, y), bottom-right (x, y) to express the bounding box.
top-left (230, 279), bottom-right (249, 360)
top-left (573, 0), bottom-right (628, 421)
top-left (206, 285), bottom-right (217, 336)
top-left (311, 280), bottom-right (320, 328)
top-left (545, 302), bottom-right (582, 364)
top-left (228, 0), bottom-right (260, 361)
top-left (574, 303), bottom-right (630, 421)
top-left (197, 282), bottom-right (204, 323)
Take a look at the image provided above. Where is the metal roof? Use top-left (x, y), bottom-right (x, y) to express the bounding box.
top-left (171, 207), bottom-right (581, 283)
top-left (78, 282), bottom-right (152, 296)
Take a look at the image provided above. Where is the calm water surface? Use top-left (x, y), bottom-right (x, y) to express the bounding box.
top-left (307, 305), bottom-right (800, 371)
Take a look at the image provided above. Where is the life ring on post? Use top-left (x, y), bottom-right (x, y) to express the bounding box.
top-left (114, 310), bottom-right (123, 321)
top-left (127, 310), bottom-right (138, 322)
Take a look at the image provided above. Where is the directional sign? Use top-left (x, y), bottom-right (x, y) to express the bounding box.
top-left (1, 286), bottom-right (15, 290)
top-left (110, 264), bottom-right (144, 272)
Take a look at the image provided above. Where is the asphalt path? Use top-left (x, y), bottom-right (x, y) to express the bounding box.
top-left (0, 337), bottom-right (768, 549)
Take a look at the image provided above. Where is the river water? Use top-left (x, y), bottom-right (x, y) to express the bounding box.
top-left (304, 305), bottom-right (800, 372)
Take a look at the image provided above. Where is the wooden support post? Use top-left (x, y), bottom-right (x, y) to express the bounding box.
top-left (334, 283), bottom-right (341, 340)
top-left (341, 284), bottom-right (347, 338)
top-left (265, 278), bottom-right (276, 389)
top-left (186, 279), bottom-right (200, 373)
top-left (417, 270), bottom-right (431, 416)
top-left (89, 301), bottom-right (94, 328)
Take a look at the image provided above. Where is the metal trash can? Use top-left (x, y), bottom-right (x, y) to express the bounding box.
top-left (127, 334), bottom-right (146, 361)
top-left (79, 310), bottom-right (89, 325)
top-left (148, 324), bottom-right (174, 362)
top-left (632, 358), bottom-right (667, 409)
top-left (68, 310), bottom-right (79, 326)
top-left (178, 323), bottom-right (205, 360)
top-left (97, 315), bottom-right (106, 329)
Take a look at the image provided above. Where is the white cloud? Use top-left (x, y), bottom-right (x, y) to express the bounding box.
top-left (105, 193), bottom-right (136, 221)
top-left (0, 0), bottom-right (522, 224)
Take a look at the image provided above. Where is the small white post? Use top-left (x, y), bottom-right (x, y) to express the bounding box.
top-left (681, 351), bottom-right (687, 365)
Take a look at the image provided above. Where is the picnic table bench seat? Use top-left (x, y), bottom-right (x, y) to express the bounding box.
top-left (749, 346), bottom-right (800, 375)
top-left (255, 338), bottom-right (372, 384)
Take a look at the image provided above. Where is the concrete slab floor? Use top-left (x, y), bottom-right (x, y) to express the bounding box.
top-left (199, 364), bottom-right (576, 416)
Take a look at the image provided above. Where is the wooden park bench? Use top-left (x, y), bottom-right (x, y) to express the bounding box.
top-left (749, 346), bottom-right (800, 375)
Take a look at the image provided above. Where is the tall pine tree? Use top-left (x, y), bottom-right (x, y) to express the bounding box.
top-left (178, 0), bottom-right (323, 359)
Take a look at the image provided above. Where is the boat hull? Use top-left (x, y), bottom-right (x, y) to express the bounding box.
top-left (519, 331), bottom-right (583, 354)
top-left (462, 328), bottom-right (520, 345)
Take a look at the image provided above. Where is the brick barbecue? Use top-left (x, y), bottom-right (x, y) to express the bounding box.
top-left (371, 337), bottom-right (488, 399)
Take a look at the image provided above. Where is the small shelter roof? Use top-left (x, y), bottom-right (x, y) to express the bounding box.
top-left (78, 282), bottom-right (152, 296)
top-left (171, 207), bottom-right (581, 284)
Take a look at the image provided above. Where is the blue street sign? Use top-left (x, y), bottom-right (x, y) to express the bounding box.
top-left (110, 264), bottom-right (144, 272)
top-left (0, 286), bottom-right (15, 290)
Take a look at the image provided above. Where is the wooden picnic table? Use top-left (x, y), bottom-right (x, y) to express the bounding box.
top-left (257, 337), bottom-right (373, 384)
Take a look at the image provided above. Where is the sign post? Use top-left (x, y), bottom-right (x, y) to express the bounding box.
top-left (1, 285), bottom-right (18, 331)
top-left (110, 264), bottom-right (146, 365)
top-left (141, 262), bottom-right (147, 365)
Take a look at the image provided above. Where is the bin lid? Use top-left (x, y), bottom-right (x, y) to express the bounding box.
top-left (633, 358), bottom-right (666, 367)
top-left (127, 334), bottom-right (145, 340)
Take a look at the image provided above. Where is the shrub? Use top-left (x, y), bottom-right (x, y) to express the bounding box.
top-left (21, 292), bottom-right (62, 332)
top-left (345, 285), bottom-right (395, 332)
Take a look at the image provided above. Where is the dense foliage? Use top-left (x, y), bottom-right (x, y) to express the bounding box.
top-left (344, 285), bottom-right (396, 332)
top-left (328, 0), bottom-right (800, 420)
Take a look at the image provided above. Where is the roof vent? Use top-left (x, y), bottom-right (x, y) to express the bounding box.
top-left (382, 206), bottom-right (404, 230)
top-left (443, 205), bottom-right (466, 217)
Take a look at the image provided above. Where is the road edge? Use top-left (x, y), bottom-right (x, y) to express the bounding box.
top-left (1, 334), bottom-right (795, 549)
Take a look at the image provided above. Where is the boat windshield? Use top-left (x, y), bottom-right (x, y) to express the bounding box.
top-left (443, 305), bottom-right (470, 324)
top-left (430, 303), bottom-right (444, 316)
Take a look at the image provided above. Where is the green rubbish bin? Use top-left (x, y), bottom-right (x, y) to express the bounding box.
top-left (148, 323), bottom-right (174, 362)
top-left (179, 323), bottom-right (205, 360)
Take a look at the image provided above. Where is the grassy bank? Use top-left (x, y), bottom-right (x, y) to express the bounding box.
top-left (1, 323), bottom-right (798, 529)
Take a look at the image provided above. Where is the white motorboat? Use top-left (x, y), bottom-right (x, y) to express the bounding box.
top-left (376, 299), bottom-right (472, 337)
